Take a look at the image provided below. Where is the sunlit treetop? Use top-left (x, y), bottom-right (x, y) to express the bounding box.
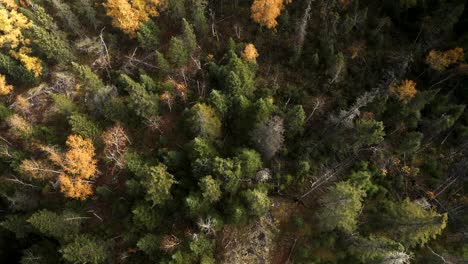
top-left (0, 8), bottom-right (31, 49)
top-left (1, 0), bottom-right (18, 10)
top-left (132, 0), bottom-right (165, 21)
top-left (46, 134), bottom-right (98, 200)
top-left (0, 6), bottom-right (43, 76)
top-left (390, 79), bottom-right (417, 103)
top-left (103, 0), bottom-right (140, 37)
top-left (251, 0), bottom-right (292, 29)
top-left (0, 74), bottom-right (13, 95)
top-left (10, 47), bottom-right (43, 77)
top-left (242, 43), bottom-right (259, 63)
top-left (63, 134), bottom-right (97, 179)
top-left (426, 48), bottom-right (465, 71)
top-left (103, 0), bottom-right (165, 37)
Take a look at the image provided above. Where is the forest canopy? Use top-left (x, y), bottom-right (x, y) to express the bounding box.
top-left (0, 0), bottom-right (467, 263)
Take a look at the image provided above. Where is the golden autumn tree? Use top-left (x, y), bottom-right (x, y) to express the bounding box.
top-left (10, 47), bottom-right (43, 77)
top-left (47, 135), bottom-right (97, 200)
top-left (173, 81), bottom-right (187, 100)
top-left (103, 0), bottom-right (164, 37)
top-left (251, 0), bottom-right (290, 29)
top-left (0, 5), bottom-right (43, 76)
top-left (103, 0), bottom-right (140, 36)
top-left (426, 48), bottom-right (465, 71)
top-left (132, 0), bottom-right (164, 21)
top-left (0, 74), bottom-right (13, 95)
top-left (390, 79), bottom-right (417, 103)
top-left (242, 43), bottom-right (259, 62)
top-left (1, 0), bottom-right (17, 10)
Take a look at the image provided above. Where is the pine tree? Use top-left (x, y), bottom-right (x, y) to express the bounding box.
top-left (285, 105), bottom-right (305, 139)
top-left (0, 214), bottom-right (31, 239)
top-left (211, 157), bottom-right (242, 193)
top-left (0, 74), bottom-right (13, 95)
top-left (28, 210), bottom-right (82, 241)
top-left (208, 90), bottom-right (228, 115)
top-left (350, 235), bottom-right (412, 264)
top-left (50, 0), bottom-right (81, 34)
top-left (19, 7), bottom-right (71, 67)
top-left (235, 148), bottom-right (262, 179)
top-left (137, 234), bottom-right (160, 256)
top-left (140, 164), bottom-right (177, 206)
top-left (167, 36), bottom-right (189, 67)
top-left (382, 199), bottom-right (448, 247)
top-left (398, 131), bottom-right (423, 154)
top-left (20, 241), bottom-right (61, 264)
top-left (192, 0), bottom-right (208, 36)
top-left (0, 53), bottom-right (37, 84)
top-left (68, 113), bottom-right (102, 139)
top-left (120, 74), bottom-right (159, 119)
top-left (188, 137), bottom-right (218, 161)
top-left (316, 181), bottom-right (365, 233)
top-left (223, 51), bottom-right (257, 97)
top-left (225, 71), bottom-right (243, 96)
top-left (182, 18), bottom-right (197, 53)
top-left (73, 0), bottom-right (99, 29)
top-left (354, 118), bottom-right (385, 149)
top-left (242, 187), bottom-right (270, 217)
top-left (72, 63), bottom-right (105, 91)
top-left (155, 51), bottom-right (171, 73)
top-left (185, 103), bottom-right (222, 140)
top-left (60, 235), bottom-right (109, 264)
top-left (132, 202), bottom-right (162, 230)
top-left (199, 175), bottom-right (222, 203)
top-left (137, 20), bottom-right (160, 51)
top-left (168, 0), bottom-right (186, 19)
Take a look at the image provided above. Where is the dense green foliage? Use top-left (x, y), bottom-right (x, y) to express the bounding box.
top-left (1, 0), bottom-right (467, 263)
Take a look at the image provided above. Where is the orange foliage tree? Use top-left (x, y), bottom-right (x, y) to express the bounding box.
top-left (48, 135), bottom-right (97, 200)
top-left (0, 4), bottom-right (42, 76)
top-left (103, 0), bottom-right (165, 37)
top-left (173, 81), bottom-right (187, 101)
top-left (251, 0), bottom-right (290, 29)
top-left (390, 80), bottom-right (417, 103)
top-left (242, 43), bottom-right (259, 62)
top-left (426, 48), bottom-right (465, 71)
top-left (1, 0), bottom-right (17, 9)
top-left (0, 74), bottom-right (13, 95)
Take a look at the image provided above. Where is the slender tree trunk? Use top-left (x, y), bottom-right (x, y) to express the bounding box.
top-left (296, 0), bottom-right (313, 57)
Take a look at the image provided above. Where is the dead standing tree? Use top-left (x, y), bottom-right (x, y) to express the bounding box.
top-left (295, 0), bottom-right (313, 57)
top-left (298, 156), bottom-right (356, 204)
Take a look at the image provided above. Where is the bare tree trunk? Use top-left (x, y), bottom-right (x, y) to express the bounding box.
top-left (299, 156), bottom-right (355, 201)
top-left (5, 176), bottom-right (40, 189)
top-left (426, 246), bottom-right (451, 264)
